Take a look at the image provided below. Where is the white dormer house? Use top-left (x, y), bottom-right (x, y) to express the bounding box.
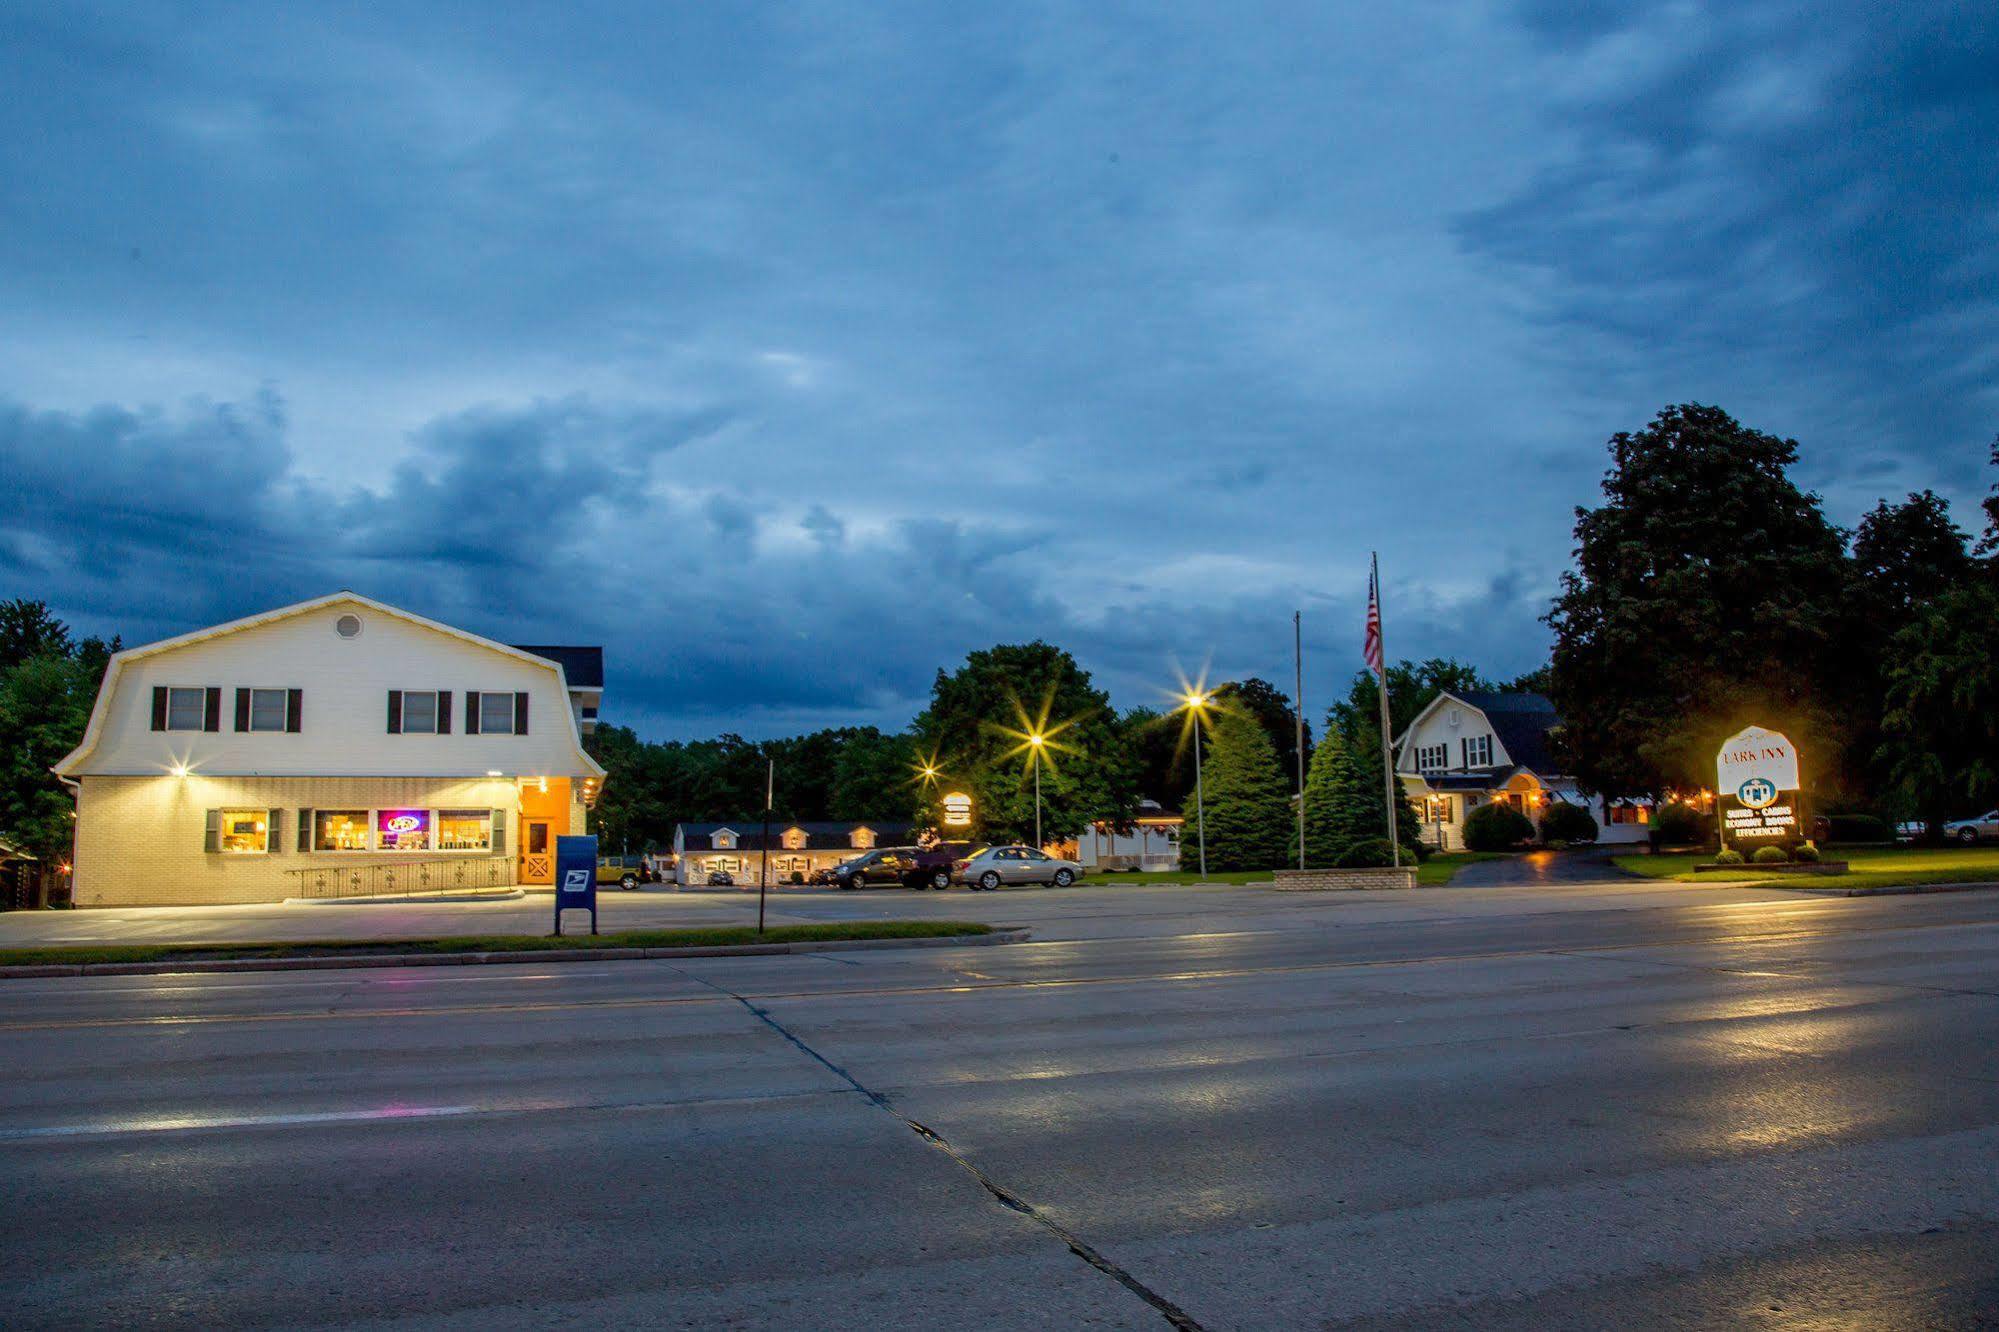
top-left (54, 592), bottom-right (606, 906)
top-left (1394, 692), bottom-right (1652, 850)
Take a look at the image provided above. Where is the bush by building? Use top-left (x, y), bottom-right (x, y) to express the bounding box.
top-left (1537, 800), bottom-right (1599, 844)
top-left (1463, 801), bottom-right (1535, 851)
top-left (1650, 802), bottom-right (1709, 847)
top-left (1752, 844), bottom-right (1790, 864)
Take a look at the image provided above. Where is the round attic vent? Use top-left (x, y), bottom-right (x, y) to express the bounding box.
top-left (335, 613), bottom-right (363, 639)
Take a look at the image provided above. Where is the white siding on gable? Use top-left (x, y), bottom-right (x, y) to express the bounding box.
top-left (70, 602), bottom-right (596, 779)
top-left (1395, 698), bottom-right (1515, 774)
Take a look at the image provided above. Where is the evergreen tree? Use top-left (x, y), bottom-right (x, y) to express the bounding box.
top-left (1179, 710), bottom-right (1289, 872)
top-left (1297, 725), bottom-right (1355, 868)
top-left (1333, 706), bottom-right (1423, 853)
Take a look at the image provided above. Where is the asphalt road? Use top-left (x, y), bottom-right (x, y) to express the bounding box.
top-left (5, 885), bottom-right (1999, 1328)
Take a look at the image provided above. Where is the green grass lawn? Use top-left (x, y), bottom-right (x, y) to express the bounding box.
top-left (1613, 846), bottom-right (1999, 891)
top-left (0, 920), bottom-right (993, 968)
top-left (1416, 851), bottom-right (1515, 885)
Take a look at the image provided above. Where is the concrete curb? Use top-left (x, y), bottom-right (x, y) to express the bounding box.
top-left (0, 927), bottom-right (1031, 980)
top-left (1691, 877), bottom-right (1999, 898)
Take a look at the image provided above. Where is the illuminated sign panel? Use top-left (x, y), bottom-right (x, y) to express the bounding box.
top-left (941, 792), bottom-right (973, 826)
top-left (1715, 726), bottom-right (1802, 846)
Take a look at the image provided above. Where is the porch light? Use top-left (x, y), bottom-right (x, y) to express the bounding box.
top-left (486, 770), bottom-right (502, 778)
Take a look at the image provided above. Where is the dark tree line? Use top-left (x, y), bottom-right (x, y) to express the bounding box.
top-left (1547, 405), bottom-right (1999, 831)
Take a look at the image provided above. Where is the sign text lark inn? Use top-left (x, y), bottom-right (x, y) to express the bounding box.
top-left (1716, 724), bottom-right (1803, 847)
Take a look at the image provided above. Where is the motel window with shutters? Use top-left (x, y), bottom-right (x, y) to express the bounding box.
top-left (1461, 735), bottom-right (1494, 768)
top-left (401, 691), bottom-right (438, 734)
top-left (1415, 743), bottom-right (1448, 773)
top-left (476, 691), bottom-right (521, 735)
top-left (216, 809), bottom-right (271, 854)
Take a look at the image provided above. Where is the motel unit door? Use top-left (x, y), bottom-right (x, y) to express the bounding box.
top-left (521, 820), bottom-right (554, 884)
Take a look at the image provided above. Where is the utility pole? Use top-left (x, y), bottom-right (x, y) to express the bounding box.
top-left (1294, 610), bottom-right (1306, 870)
top-left (758, 758), bottom-right (772, 935)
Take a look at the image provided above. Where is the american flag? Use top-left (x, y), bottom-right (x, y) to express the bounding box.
top-left (1363, 557), bottom-right (1384, 679)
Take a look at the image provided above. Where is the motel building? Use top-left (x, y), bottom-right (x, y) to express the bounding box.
top-left (672, 822), bottom-right (916, 886)
top-left (53, 592), bottom-right (606, 907)
top-left (1394, 691), bottom-right (1654, 851)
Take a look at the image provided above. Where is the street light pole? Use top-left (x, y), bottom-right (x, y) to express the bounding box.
top-left (1026, 732), bottom-right (1046, 849)
top-left (1192, 715), bottom-right (1207, 879)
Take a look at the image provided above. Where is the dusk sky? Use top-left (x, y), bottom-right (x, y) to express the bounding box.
top-left (3, 1), bottom-right (1993, 738)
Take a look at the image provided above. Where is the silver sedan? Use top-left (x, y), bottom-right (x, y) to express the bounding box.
top-left (954, 844), bottom-right (1084, 891)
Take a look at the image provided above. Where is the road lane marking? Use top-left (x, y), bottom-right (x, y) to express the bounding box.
top-left (0, 1104), bottom-right (480, 1140)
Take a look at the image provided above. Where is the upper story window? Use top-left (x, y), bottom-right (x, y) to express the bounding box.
top-left (1415, 743), bottom-right (1448, 773)
top-left (154, 686), bottom-right (216, 732)
top-left (850, 826), bottom-right (876, 849)
top-left (236, 687), bottom-right (300, 733)
top-left (387, 690), bottom-right (452, 735)
top-left (467, 691), bottom-right (527, 736)
top-left (781, 827), bottom-right (808, 850)
top-left (1462, 734), bottom-right (1494, 768)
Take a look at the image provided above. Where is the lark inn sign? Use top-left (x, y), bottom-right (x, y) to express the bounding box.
top-left (1716, 725), bottom-right (1802, 842)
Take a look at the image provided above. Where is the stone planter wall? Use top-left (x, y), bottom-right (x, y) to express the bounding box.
top-left (1273, 867), bottom-right (1418, 892)
top-left (1692, 861), bottom-right (1849, 876)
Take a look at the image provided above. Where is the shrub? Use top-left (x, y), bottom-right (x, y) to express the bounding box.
top-left (788, 871), bottom-right (805, 885)
top-left (1335, 838), bottom-right (1399, 868)
top-left (1821, 814), bottom-right (1890, 844)
top-left (1752, 845), bottom-right (1790, 864)
top-left (1714, 849), bottom-right (1744, 865)
top-left (1791, 842), bottom-right (1821, 863)
top-left (1651, 802), bottom-right (1709, 846)
top-left (1463, 802), bottom-right (1535, 851)
top-left (1538, 800), bottom-right (1599, 844)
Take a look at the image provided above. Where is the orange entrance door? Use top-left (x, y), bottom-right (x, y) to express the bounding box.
top-left (521, 820), bottom-right (553, 884)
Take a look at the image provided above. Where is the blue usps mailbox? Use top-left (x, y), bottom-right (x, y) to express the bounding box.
top-left (553, 834), bottom-right (599, 936)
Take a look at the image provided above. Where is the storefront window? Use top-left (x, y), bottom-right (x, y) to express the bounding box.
top-left (376, 808), bottom-right (431, 852)
top-left (314, 809), bottom-right (371, 851)
top-left (436, 809), bottom-right (491, 852)
top-left (218, 809), bottom-right (269, 854)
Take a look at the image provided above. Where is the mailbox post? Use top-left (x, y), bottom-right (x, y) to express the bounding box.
top-left (553, 834), bottom-right (599, 936)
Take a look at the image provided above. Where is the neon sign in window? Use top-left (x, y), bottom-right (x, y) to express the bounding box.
top-left (376, 808), bottom-right (431, 852)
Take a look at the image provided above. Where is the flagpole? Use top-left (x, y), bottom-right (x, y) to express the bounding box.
top-left (1294, 610), bottom-right (1307, 870)
top-left (758, 759), bottom-right (773, 935)
top-left (1372, 554), bottom-right (1400, 867)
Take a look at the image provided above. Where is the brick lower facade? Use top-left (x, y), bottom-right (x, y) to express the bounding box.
top-left (73, 774), bottom-right (538, 907)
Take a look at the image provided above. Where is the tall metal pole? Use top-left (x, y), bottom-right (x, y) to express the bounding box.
top-left (1294, 610), bottom-right (1307, 870)
top-left (1372, 553), bottom-right (1401, 867)
top-left (758, 758), bottom-right (772, 934)
top-left (1034, 752), bottom-right (1042, 850)
top-left (1193, 720), bottom-right (1207, 879)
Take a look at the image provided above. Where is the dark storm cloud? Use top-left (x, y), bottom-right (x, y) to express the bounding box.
top-left (1, 1), bottom-right (1992, 736)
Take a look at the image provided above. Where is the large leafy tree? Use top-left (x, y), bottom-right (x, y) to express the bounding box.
top-left (1179, 709), bottom-right (1289, 872)
top-left (1546, 404), bottom-right (1851, 797)
top-left (911, 642), bottom-right (1135, 844)
top-left (0, 650), bottom-right (94, 862)
top-left (1879, 581), bottom-right (1999, 826)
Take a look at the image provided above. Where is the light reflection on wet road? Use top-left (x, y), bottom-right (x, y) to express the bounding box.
top-left (2, 886), bottom-right (1997, 1328)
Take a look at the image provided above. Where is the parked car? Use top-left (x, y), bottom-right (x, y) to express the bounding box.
top-left (1895, 820), bottom-right (1928, 843)
top-left (831, 846), bottom-right (923, 891)
top-left (953, 844), bottom-right (1084, 891)
top-left (706, 869), bottom-right (735, 887)
top-left (1943, 810), bottom-right (1999, 844)
top-left (596, 854), bottom-right (656, 891)
top-left (908, 841), bottom-right (975, 891)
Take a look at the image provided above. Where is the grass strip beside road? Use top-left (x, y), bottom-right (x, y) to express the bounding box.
top-left (1613, 846), bottom-right (1999, 891)
top-left (0, 920), bottom-right (993, 968)
top-left (1084, 852), bottom-right (1513, 888)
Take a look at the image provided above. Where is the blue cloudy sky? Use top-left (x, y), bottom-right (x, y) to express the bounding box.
top-left (2, 1), bottom-right (1994, 737)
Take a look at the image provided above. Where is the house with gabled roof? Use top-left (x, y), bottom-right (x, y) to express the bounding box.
top-left (53, 592), bottom-right (605, 906)
top-left (1394, 691), bottom-right (1653, 850)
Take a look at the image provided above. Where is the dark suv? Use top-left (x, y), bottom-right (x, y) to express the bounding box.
top-left (834, 847), bottom-right (921, 891)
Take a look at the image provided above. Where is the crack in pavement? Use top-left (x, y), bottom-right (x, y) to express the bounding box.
top-left (675, 966), bottom-right (1205, 1331)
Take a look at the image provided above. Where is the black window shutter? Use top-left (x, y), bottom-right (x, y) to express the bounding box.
top-left (151, 687), bottom-right (168, 731)
top-left (438, 690), bottom-right (452, 734)
top-left (466, 691), bottom-right (481, 735)
top-left (234, 688), bottom-right (251, 732)
top-left (387, 690), bottom-right (403, 734)
top-left (203, 687), bottom-right (222, 732)
top-left (286, 688), bottom-right (302, 733)
top-left (268, 808), bottom-right (284, 855)
top-left (203, 809), bottom-right (221, 854)
top-left (515, 692), bottom-right (529, 734)
top-left (298, 807), bottom-right (314, 853)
